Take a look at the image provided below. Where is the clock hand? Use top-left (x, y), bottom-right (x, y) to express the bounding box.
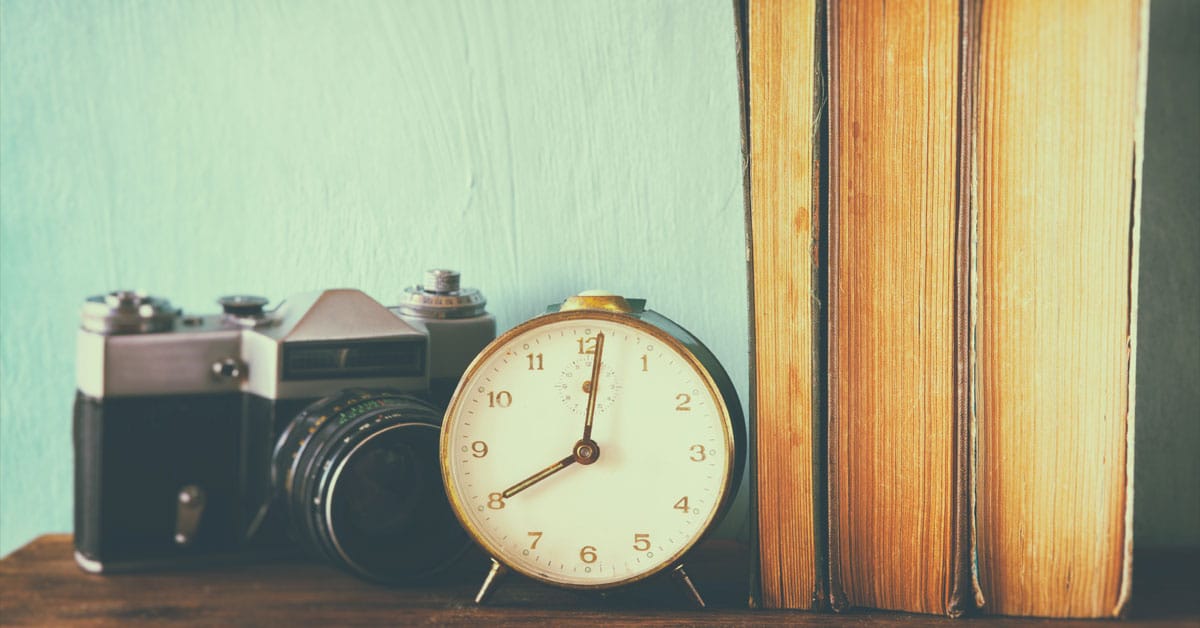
top-left (503, 332), bottom-right (608, 502)
top-left (581, 331), bottom-right (606, 442)
top-left (500, 453), bottom-right (576, 499)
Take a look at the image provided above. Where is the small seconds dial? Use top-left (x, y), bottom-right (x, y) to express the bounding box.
top-left (441, 306), bottom-right (736, 589)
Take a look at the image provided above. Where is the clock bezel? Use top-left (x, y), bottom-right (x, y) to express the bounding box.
top-left (439, 307), bottom-right (745, 591)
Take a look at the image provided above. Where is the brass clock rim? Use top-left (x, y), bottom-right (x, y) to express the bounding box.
top-left (439, 308), bottom-right (741, 591)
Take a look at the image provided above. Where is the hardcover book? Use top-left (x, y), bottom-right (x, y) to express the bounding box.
top-left (741, 0), bottom-right (1146, 617)
top-left (969, 0), bottom-right (1147, 617)
top-left (825, 0), bottom-right (972, 616)
top-left (739, 0), bottom-right (826, 610)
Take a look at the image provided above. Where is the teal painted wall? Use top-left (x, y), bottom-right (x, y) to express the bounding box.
top-left (3, 0), bottom-right (1197, 559)
top-left (0, 0), bottom-right (750, 556)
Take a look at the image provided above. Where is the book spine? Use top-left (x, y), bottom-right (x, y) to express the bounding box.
top-left (734, 0), bottom-right (762, 609)
top-left (1115, 0), bottom-right (1150, 617)
top-left (965, 0), bottom-right (985, 611)
top-left (951, 0), bottom-right (983, 618)
top-left (811, 0), bottom-right (830, 613)
top-left (823, 0), bottom-right (845, 611)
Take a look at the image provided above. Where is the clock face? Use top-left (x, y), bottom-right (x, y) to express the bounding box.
top-left (440, 310), bottom-right (735, 588)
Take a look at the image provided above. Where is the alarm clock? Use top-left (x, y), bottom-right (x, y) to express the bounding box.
top-left (439, 291), bottom-right (746, 606)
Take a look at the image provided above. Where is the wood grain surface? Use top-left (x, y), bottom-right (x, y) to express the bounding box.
top-left (2, 535), bottom-right (1196, 626)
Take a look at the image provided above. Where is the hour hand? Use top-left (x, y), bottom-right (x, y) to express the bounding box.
top-left (500, 454), bottom-right (577, 499)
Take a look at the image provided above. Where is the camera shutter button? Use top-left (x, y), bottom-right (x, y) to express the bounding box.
top-left (218, 295), bottom-right (269, 317)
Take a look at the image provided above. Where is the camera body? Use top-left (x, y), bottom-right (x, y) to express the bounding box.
top-left (73, 271), bottom-right (493, 575)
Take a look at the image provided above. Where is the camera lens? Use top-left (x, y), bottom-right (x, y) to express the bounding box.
top-left (273, 389), bottom-right (468, 583)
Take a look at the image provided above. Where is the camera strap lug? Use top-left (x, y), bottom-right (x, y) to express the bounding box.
top-left (173, 485), bottom-right (206, 546)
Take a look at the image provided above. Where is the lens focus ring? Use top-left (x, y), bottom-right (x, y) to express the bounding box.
top-left (272, 389), bottom-right (470, 584)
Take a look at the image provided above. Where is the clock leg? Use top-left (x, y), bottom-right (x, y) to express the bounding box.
top-left (474, 558), bottom-right (508, 605)
top-left (671, 564), bottom-right (706, 608)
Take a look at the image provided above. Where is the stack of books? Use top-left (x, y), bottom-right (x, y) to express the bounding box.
top-left (740, 0), bottom-right (1147, 618)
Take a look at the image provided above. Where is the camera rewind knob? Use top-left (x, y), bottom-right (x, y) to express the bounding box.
top-left (81, 290), bottom-right (179, 334)
top-left (398, 269), bottom-right (487, 319)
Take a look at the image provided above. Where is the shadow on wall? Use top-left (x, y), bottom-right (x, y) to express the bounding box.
top-left (1133, 0), bottom-right (1200, 549)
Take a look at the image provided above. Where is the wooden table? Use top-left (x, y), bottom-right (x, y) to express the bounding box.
top-left (2, 535), bottom-right (1196, 626)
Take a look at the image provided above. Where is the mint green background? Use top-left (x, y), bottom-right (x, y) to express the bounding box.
top-left (0, 0), bottom-right (751, 557)
top-left (2, 0), bottom-right (1196, 558)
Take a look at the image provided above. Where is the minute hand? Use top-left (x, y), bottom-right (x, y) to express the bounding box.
top-left (581, 331), bottom-right (606, 442)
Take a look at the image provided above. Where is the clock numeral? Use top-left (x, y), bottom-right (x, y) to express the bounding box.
top-left (640, 354), bottom-right (649, 372)
top-left (580, 545), bottom-right (598, 564)
top-left (633, 533), bottom-right (651, 551)
top-left (528, 531), bottom-right (543, 550)
top-left (675, 393), bottom-right (692, 411)
top-left (526, 353), bottom-right (544, 371)
top-left (576, 336), bottom-right (597, 354)
top-left (673, 496), bottom-right (690, 513)
top-left (488, 390), bottom-right (512, 408)
top-left (471, 441), bottom-right (489, 458)
top-left (487, 493), bottom-right (506, 510)
top-left (689, 444), bottom-right (706, 462)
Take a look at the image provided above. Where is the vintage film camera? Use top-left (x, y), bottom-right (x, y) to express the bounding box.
top-left (73, 270), bottom-right (494, 583)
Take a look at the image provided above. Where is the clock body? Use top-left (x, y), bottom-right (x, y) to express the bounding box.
top-left (440, 296), bottom-right (745, 590)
